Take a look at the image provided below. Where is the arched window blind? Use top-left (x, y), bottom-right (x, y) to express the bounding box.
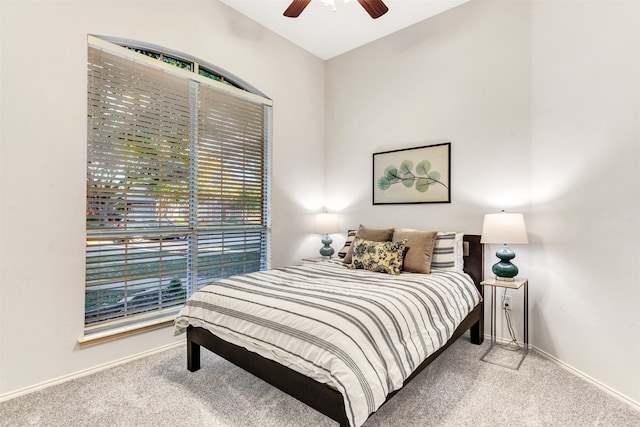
top-left (85, 36), bottom-right (272, 334)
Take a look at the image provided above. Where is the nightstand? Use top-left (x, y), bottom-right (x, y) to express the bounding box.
top-left (480, 277), bottom-right (528, 369)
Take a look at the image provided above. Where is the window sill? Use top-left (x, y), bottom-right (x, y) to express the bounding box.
top-left (78, 316), bottom-right (176, 349)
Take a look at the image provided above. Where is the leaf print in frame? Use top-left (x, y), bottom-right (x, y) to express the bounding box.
top-left (373, 142), bottom-right (451, 204)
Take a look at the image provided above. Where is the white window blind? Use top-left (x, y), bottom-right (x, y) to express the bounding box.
top-left (86, 37), bottom-right (271, 330)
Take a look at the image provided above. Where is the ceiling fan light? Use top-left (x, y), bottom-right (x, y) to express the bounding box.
top-left (321, 0), bottom-right (336, 10)
top-left (285, 0), bottom-right (386, 19)
top-left (322, 0), bottom-right (355, 11)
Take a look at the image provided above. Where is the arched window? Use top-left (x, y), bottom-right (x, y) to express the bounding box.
top-left (83, 35), bottom-right (272, 342)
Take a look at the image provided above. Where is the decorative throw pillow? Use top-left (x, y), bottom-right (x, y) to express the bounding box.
top-left (431, 232), bottom-right (464, 272)
top-left (343, 224), bottom-right (394, 264)
top-left (337, 229), bottom-right (356, 259)
top-left (349, 237), bottom-right (407, 275)
top-left (392, 229), bottom-right (438, 274)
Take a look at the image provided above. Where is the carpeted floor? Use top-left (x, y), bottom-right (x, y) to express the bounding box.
top-left (1, 336), bottom-right (639, 427)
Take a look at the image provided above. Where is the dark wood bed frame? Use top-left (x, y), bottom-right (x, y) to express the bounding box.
top-left (186, 234), bottom-right (484, 427)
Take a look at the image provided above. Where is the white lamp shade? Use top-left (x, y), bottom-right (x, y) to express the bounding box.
top-left (314, 213), bottom-right (340, 234)
top-left (480, 212), bottom-right (529, 244)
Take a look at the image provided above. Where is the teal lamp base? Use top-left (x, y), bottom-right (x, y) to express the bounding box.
top-left (492, 244), bottom-right (519, 281)
top-left (319, 234), bottom-right (335, 258)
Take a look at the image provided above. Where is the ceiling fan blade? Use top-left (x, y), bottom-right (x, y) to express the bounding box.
top-left (283, 0), bottom-right (312, 18)
top-left (357, 0), bottom-right (389, 19)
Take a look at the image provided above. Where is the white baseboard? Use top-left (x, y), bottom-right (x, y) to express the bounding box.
top-left (4, 335), bottom-right (639, 414)
top-left (0, 341), bottom-right (183, 403)
top-left (531, 344), bottom-right (640, 412)
top-left (480, 333), bottom-right (640, 412)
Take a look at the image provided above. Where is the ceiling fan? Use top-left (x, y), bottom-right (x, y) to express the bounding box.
top-left (284, 0), bottom-right (389, 19)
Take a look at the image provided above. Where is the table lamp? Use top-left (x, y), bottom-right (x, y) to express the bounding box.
top-left (480, 210), bottom-right (529, 281)
top-left (314, 212), bottom-right (340, 258)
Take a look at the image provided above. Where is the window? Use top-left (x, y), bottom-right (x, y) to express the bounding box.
top-left (85, 36), bottom-right (272, 335)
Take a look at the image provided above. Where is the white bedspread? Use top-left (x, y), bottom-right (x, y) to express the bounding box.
top-left (174, 260), bottom-right (481, 427)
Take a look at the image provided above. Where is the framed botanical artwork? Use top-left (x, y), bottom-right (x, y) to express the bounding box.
top-left (373, 142), bottom-right (451, 204)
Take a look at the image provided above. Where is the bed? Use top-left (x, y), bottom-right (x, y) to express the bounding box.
top-left (174, 233), bottom-right (484, 427)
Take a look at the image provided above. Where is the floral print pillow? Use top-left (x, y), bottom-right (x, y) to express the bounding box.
top-left (349, 237), bottom-right (407, 275)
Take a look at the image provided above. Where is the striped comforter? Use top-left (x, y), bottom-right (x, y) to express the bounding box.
top-left (174, 260), bottom-right (481, 427)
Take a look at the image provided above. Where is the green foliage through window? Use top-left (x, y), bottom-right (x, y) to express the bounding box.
top-left (124, 46), bottom-right (238, 89)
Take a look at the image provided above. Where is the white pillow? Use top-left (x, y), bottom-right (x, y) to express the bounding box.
top-left (431, 232), bottom-right (464, 273)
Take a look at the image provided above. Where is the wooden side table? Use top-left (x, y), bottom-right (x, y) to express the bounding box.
top-left (480, 277), bottom-right (528, 369)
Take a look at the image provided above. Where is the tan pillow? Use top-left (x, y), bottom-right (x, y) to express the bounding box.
top-left (343, 224), bottom-right (394, 264)
top-left (393, 229), bottom-right (438, 274)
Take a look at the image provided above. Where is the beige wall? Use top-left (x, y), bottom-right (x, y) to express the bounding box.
top-left (325, 0), bottom-right (639, 405)
top-left (529, 0), bottom-right (639, 404)
top-left (2, 0), bottom-right (639, 409)
top-left (0, 0), bottom-right (325, 396)
top-left (325, 0), bottom-right (532, 229)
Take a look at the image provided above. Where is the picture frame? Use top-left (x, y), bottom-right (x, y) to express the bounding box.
top-left (373, 142), bottom-right (451, 204)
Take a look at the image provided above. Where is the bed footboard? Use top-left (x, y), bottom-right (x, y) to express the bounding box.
top-left (185, 301), bottom-right (482, 426)
top-left (186, 326), bottom-right (349, 425)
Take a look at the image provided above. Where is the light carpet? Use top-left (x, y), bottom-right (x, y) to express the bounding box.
top-left (1, 336), bottom-right (639, 427)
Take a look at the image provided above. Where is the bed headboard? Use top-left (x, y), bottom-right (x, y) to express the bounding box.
top-left (463, 234), bottom-right (483, 291)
